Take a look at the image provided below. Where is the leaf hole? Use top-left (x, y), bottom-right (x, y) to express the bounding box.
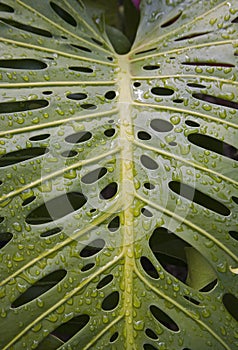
top-left (150, 119), bottom-right (173, 132)
top-left (222, 293), bottom-right (238, 321)
top-left (69, 66), bottom-right (93, 73)
top-left (140, 256), bottom-right (159, 279)
top-left (100, 182), bottom-right (118, 200)
top-left (61, 150), bottom-right (77, 158)
top-left (232, 196), bottom-right (238, 205)
top-left (187, 82), bottom-right (207, 89)
top-left (144, 182), bottom-right (155, 190)
top-left (0, 18), bottom-right (52, 37)
top-left (105, 91), bottom-right (116, 100)
top-left (81, 263), bottom-right (95, 272)
top-left (65, 131), bottom-right (92, 144)
top-left (143, 344), bottom-right (158, 350)
top-left (175, 31), bottom-right (211, 42)
top-left (134, 82), bottom-right (141, 87)
top-left (145, 328), bottom-right (158, 340)
top-left (192, 93), bottom-right (238, 110)
top-left (40, 227), bottom-right (62, 238)
top-left (50, 1), bottom-right (77, 27)
top-left (0, 59), bottom-right (47, 70)
top-left (29, 134), bottom-right (50, 141)
top-left (173, 99), bottom-right (184, 103)
top-left (102, 291), bottom-right (119, 311)
top-left (110, 331), bottom-right (119, 343)
top-left (140, 155), bottom-right (158, 170)
top-left (137, 131), bottom-right (151, 140)
top-left (135, 48), bottom-right (157, 55)
top-left (188, 133), bottom-right (238, 161)
top-left (232, 16), bottom-right (238, 23)
top-left (66, 92), bottom-right (87, 100)
top-left (104, 128), bottom-right (116, 137)
top-left (71, 43), bottom-right (92, 52)
top-left (82, 167), bottom-right (107, 184)
top-left (97, 274), bottom-right (113, 289)
top-left (107, 56), bottom-right (114, 61)
top-left (183, 61), bottom-right (235, 68)
top-left (11, 269), bottom-right (67, 308)
top-left (51, 314), bottom-right (90, 342)
top-left (229, 231), bottom-right (238, 241)
top-left (91, 38), bottom-right (103, 46)
top-left (26, 192), bottom-right (87, 225)
top-left (0, 3), bottom-right (14, 12)
top-left (169, 181), bottom-right (231, 216)
top-left (183, 295), bottom-right (200, 305)
top-left (185, 120), bottom-right (200, 127)
top-left (0, 217), bottom-right (4, 223)
top-left (150, 305), bottom-right (179, 331)
top-left (141, 208), bottom-right (153, 217)
top-left (42, 91), bottom-right (53, 95)
top-left (151, 87), bottom-right (174, 96)
top-left (169, 141), bottom-right (177, 146)
top-left (0, 147), bottom-right (48, 167)
top-left (161, 11), bottom-right (182, 27)
top-left (199, 279), bottom-right (217, 292)
top-left (0, 99), bottom-right (49, 114)
top-left (108, 216), bottom-right (120, 232)
top-left (0, 232), bottom-right (13, 249)
top-left (81, 103), bottom-right (97, 110)
top-left (22, 196), bottom-right (36, 207)
top-left (80, 239), bottom-right (105, 258)
top-left (143, 65), bottom-right (160, 70)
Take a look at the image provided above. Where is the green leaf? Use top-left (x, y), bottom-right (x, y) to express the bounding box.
top-left (0, 0), bottom-right (238, 349)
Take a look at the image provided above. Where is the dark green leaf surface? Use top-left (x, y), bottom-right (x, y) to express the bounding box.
top-left (0, 1), bottom-right (237, 349)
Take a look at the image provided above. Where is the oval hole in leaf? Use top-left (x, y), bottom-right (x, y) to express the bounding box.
top-left (0, 232), bottom-right (13, 249)
top-left (187, 82), bottom-right (207, 89)
top-left (71, 44), bottom-right (92, 53)
top-left (81, 103), bottom-right (97, 110)
top-left (65, 131), bottom-right (92, 144)
top-left (137, 131), bottom-right (151, 140)
top-left (0, 99), bottom-right (48, 114)
top-left (232, 16), bottom-right (238, 23)
top-left (104, 128), bottom-right (115, 137)
top-left (40, 227), bottom-right (62, 238)
top-left (66, 92), bottom-right (87, 100)
top-left (110, 332), bottom-right (119, 343)
top-left (81, 263), bottom-right (95, 271)
top-left (80, 239), bottom-right (105, 258)
top-left (150, 119), bottom-right (173, 132)
top-left (0, 59), bottom-right (47, 70)
top-left (108, 216), bottom-right (120, 232)
top-left (100, 182), bottom-right (118, 200)
top-left (51, 314), bottom-right (90, 342)
top-left (188, 133), bottom-right (238, 161)
top-left (135, 48), bottom-right (157, 55)
top-left (149, 227), bottom-right (189, 283)
top-left (143, 65), bottom-right (160, 70)
top-left (26, 192), bottom-right (87, 225)
top-left (145, 328), bottom-right (158, 340)
top-left (185, 120), bottom-right (200, 127)
top-left (173, 99), bottom-right (184, 103)
top-left (150, 305), bottom-right (179, 331)
top-left (229, 231), bottom-right (238, 241)
top-left (50, 1), bottom-right (77, 27)
top-left (144, 344), bottom-right (158, 350)
top-left (42, 90), bottom-right (53, 95)
top-left (169, 181), bottom-right (230, 216)
top-left (133, 82), bottom-right (141, 87)
top-left (183, 295), bottom-right (200, 306)
top-left (161, 11), bottom-right (182, 27)
top-left (69, 66), bottom-right (93, 73)
top-left (0, 3), bottom-right (14, 12)
top-left (102, 291), bottom-right (119, 311)
top-left (91, 38), bottom-right (103, 46)
top-left (222, 293), bottom-right (238, 321)
top-left (0, 217), bottom-right (4, 223)
top-left (140, 155), bottom-right (158, 170)
top-left (11, 269), bottom-right (67, 308)
top-left (141, 208), bottom-right (153, 217)
top-left (183, 61), bottom-right (234, 67)
top-left (61, 150), bottom-right (77, 158)
top-left (29, 134), bottom-right (50, 141)
top-left (22, 196), bottom-right (36, 206)
top-left (0, 18), bottom-right (52, 37)
top-left (82, 167), bottom-right (107, 184)
top-left (175, 31), bottom-right (211, 41)
top-left (199, 279), bottom-right (217, 292)
top-left (0, 147), bottom-right (48, 167)
top-left (232, 196), bottom-right (238, 205)
top-left (144, 182), bottom-right (155, 190)
top-left (192, 93), bottom-right (238, 110)
top-left (151, 87), bottom-right (174, 96)
top-left (105, 91), bottom-right (116, 100)
top-left (97, 274), bottom-right (113, 289)
top-left (140, 256), bottom-right (159, 279)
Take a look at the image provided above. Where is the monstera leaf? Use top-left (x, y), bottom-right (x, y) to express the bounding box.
top-left (0, 0), bottom-right (238, 349)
